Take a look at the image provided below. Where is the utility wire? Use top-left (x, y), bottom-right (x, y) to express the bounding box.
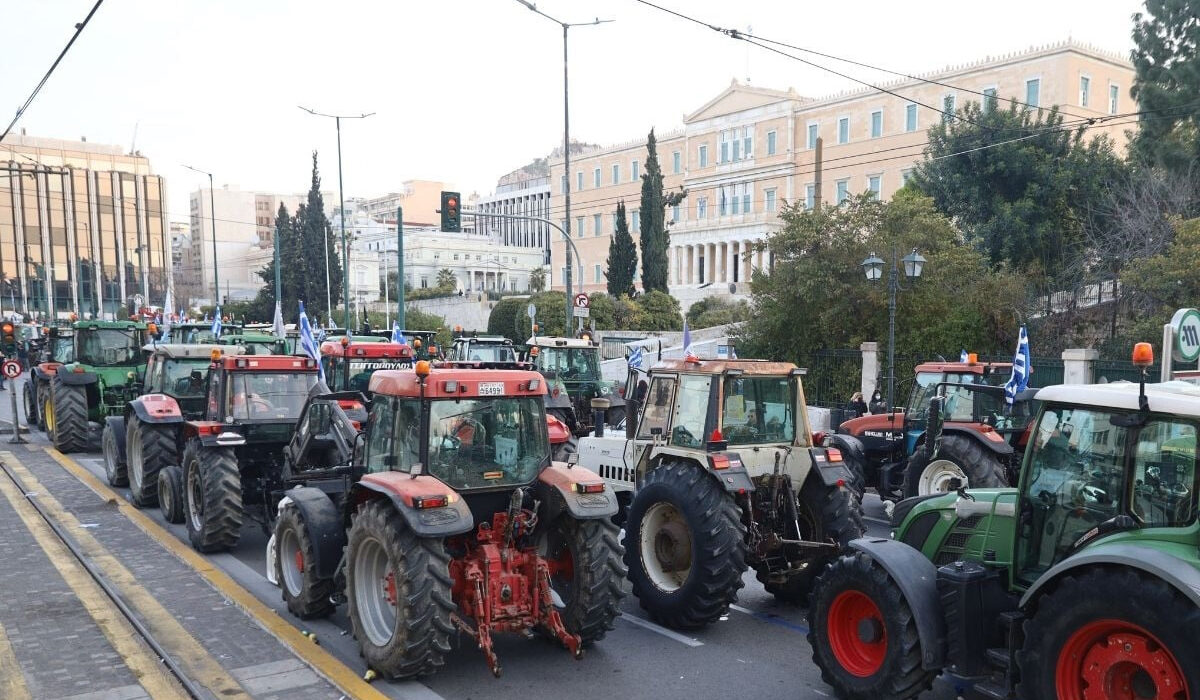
top-left (0, 0), bottom-right (105, 143)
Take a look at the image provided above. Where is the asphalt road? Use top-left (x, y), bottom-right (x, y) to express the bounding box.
top-left (1, 375), bottom-right (964, 700)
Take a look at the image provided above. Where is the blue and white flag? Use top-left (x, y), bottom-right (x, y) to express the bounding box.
top-left (1004, 325), bottom-right (1031, 405)
top-left (391, 322), bottom-right (406, 345)
top-left (628, 346), bottom-right (644, 370)
top-left (298, 301), bottom-right (324, 381)
top-left (211, 306), bottom-right (222, 337)
top-left (960, 349), bottom-right (969, 363)
top-left (272, 301), bottom-right (286, 339)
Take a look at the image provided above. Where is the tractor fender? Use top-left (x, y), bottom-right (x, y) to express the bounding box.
top-left (182, 421), bottom-right (245, 447)
top-left (1019, 543), bottom-right (1200, 611)
top-left (848, 538), bottom-right (947, 670)
top-left (55, 370), bottom-right (98, 386)
top-left (535, 463), bottom-right (619, 520)
top-left (279, 486), bottom-right (345, 580)
top-left (639, 449), bottom-right (755, 494)
top-left (808, 447), bottom-right (857, 488)
top-left (939, 425), bottom-right (1014, 457)
top-left (33, 363), bottom-right (60, 381)
top-left (350, 472), bottom-right (474, 538)
top-left (104, 416), bottom-right (127, 464)
top-left (546, 413), bottom-right (570, 445)
top-left (129, 394), bottom-right (184, 425)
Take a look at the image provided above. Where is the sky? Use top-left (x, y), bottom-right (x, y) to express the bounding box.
top-left (3, 0), bottom-right (1146, 223)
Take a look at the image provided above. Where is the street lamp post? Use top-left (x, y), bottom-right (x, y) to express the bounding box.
top-left (181, 165), bottom-right (220, 307)
top-left (862, 245), bottom-right (926, 412)
top-left (298, 106), bottom-right (374, 331)
top-left (513, 0), bottom-right (611, 329)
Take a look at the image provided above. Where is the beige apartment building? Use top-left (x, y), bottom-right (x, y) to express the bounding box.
top-left (547, 40), bottom-right (1135, 307)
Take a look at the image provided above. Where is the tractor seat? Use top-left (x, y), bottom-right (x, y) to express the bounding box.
top-left (295, 431), bottom-right (339, 470)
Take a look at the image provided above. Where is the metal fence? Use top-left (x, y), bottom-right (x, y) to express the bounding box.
top-left (600, 336), bottom-right (645, 360)
top-left (1095, 359), bottom-right (1161, 384)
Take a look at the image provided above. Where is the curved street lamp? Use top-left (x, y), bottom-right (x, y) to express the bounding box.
top-left (862, 246), bottom-right (926, 412)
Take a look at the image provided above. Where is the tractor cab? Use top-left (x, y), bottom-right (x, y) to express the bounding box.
top-left (318, 338), bottom-right (414, 394)
top-left (200, 354), bottom-right (320, 429)
top-left (167, 321), bottom-right (243, 345)
top-left (73, 321), bottom-right (147, 368)
top-left (139, 344), bottom-right (240, 418)
top-left (524, 335), bottom-right (623, 435)
top-left (448, 329), bottom-right (516, 363)
top-left (217, 331), bottom-right (286, 355)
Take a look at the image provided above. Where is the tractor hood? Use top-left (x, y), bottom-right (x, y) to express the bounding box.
top-left (839, 411), bottom-right (906, 437)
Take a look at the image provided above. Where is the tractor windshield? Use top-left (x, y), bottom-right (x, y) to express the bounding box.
top-left (460, 342), bottom-right (516, 363)
top-left (538, 347), bottom-right (600, 383)
top-left (909, 371), bottom-right (992, 415)
top-left (227, 372), bottom-right (317, 420)
top-left (721, 375), bottom-right (796, 445)
top-left (50, 338), bottom-right (74, 363)
top-left (163, 359), bottom-right (210, 398)
top-left (76, 328), bottom-right (142, 365)
top-left (424, 396), bottom-right (549, 489)
top-left (339, 359), bottom-right (412, 393)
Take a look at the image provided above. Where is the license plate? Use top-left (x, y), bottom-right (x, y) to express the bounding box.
top-left (478, 382), bottom-right (504, 396)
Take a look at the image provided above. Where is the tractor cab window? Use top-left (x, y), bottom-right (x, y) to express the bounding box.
top-left (345, 359), bottom-right (412, 394)
top-left (426, 397), bottom-right (548, 489)
top-left (721, 376), bottom-right (795, 445)
top-left (366, 398), bottom-right (396, 473)
top-left (227, 372), bottom-right (316, 420)
top-left (671, 375), bottom-right (713, 449)
top-left (76, 328), bottom-right (141, 365)
top-left (909, 371), bottom-right (987, 416)
top-left (459, 342), bottom-right (515, 363)
top-left (51, 338), bottom-right (74, 363)
top-left (164, 359), bottom-right (209, 398)
top-left (538, 347), bottom-right (600, 382)
top-left (143, 357), bottom-right (163, 392)
top-left (1132, 419), bottom-right (1197, 528)
top-left (638, 376), bottom-right (677, 439)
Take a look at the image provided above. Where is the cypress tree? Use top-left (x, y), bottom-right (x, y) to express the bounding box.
top-left (639, 129), bottom-right (667, 292)
top-left (606, 201), bottom-right (637, 297)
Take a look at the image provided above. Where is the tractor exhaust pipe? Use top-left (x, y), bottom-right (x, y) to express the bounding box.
top-left (591, 398), bottom-right (610, 438)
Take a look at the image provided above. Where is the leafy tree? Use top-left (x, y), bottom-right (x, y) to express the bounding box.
top-left (436, 268), bottom-right (458, 290)
top-left (637, 129), bottom-right (685, 293)
top-left (487, 297), bottom-right (525, 342)
top-left (606, 201), bottom-right (637, 296)
top-left (1119, 217), bottom-right (1200, 344)
top-left (686, 296), bottom-right (752, 328)
top-left (528, 266), bottom-right (546, 293)
top-left (522, 291), bottom-right (567, 337)
top-left (1130, 0), bottom-right (1200, 176)
top-left (912, 101), bottom-right (1126, 291)
top-left (638, 290), bottom-right (683, 331)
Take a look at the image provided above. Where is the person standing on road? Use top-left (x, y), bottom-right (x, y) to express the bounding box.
top-left (868, 389), bottom-right (886, 414)
top-left (845, 391), bottom-right (868, 419)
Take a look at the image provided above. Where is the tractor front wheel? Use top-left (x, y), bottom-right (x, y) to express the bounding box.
top-left (808, 551), bottom-right (937, 700)
top-left (49, 378), bottom-right (89, 453)
top-left (158, 465), bottom-right (184, 524)
top-left (903, 434), bottom-right (1007, 498)
top-left (102, 420), bottom-right (128, 487)
top-left (623, 460), bottom-right (747, 630)
top-left (540, 516), bottom-right (627, 646)
top-left (127, 417), bottom-right (178, 507)
top-left (23, 380), bottom-right (38, 429)
top-left (1017, 568), bottom-right (1200, 700)
top-left (346, 500), bottom-right (454, 680)
top-left (182, 441), bottom-right (242, 552)
top-left (275, 502), bottom-right (335, 619)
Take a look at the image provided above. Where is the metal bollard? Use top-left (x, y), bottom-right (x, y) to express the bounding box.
top-left (591, 397), bottom-right (610, 438)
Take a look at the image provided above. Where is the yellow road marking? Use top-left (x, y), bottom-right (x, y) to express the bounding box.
top-left (43, 447), bottom-right (393, 700)
top-left (0, 619), bottom-right (31, 700)
top-left (0, 462), bottom-right (187, 700)
top-left (1, 454), bottom-right (251, 699)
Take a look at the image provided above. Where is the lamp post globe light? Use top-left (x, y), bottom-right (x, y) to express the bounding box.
top-left (861, 246), bottom-right (926, 413)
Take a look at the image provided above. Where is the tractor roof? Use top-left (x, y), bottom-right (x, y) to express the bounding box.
top-left (370, 367), bottom-right (546, 399)
top-left (142, 343), bottom-right (244, 360)
top-left (1035, 381), bottom-right (1200, 418)
top-left (914, 360), bottom-right (1012, 375)
top-left (458, 335), bottom-right (512, 345)
top-left (214, 354), bottom-right (318, 372)
top-left (526, 336), bottom-right (596, 348)
top-left (650, 359), bottom-right (802, 376)
top-left (320, 340), bottom-right (413, 359)
top-left (74, 321), bottom-right (146, 331)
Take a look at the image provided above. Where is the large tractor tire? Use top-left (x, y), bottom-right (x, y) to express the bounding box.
top-left (127, 417), bottom-right (178, 507)
top-left (49, 377), bottom-right (90, 453)
top-left (158, 465), bottom-right (184, 524)
top-left (23, 380), bottom-right (39, 430)
top-left (808, 551), bottom-right (938, 700)
top-left (622, 459), bottom-right (747, 630)
top-left (182, 441), bottom-right (242, 553)
top-left (1017, 568), bottom-right (1200, 700)
top-left (275, 501), bottom-right (335, 619)
top-left (541, 516), bottom-right (627, 646)
top-left (551, 433), bottom-right (579, 463)
top-left (903, 433), bottom-right (1007, 498)
top-left (101, 420), bottom-right (128, 487)
top-left (346, 500), bottom-right (455, 680)
top-left (756, 477), bottom-right (865, 605)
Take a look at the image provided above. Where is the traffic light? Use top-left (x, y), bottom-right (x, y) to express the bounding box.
top-left (1, 322), bottom-right (14, 346)
top-left (440, 191), bottom-right (461, 232)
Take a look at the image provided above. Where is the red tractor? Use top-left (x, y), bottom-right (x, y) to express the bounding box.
top-left (318, 337), bottom-right (414, 394)
top-left (270, 360), bottom-right (626, 679)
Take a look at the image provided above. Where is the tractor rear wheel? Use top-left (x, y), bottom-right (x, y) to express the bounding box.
top-left (346, 500), bottom-right (454, 680)
top-left (623, 460), bottom-right (747, 630)
top-left (540, 516), bottom-right (626, 646)
top-left (158, 465), bottom-right (184, 524)
top-left (127, 417), bottom-right (177, 507)
top-left (102, 421), bottom-right (128, 487)
top-left (551, 433), bottom-right (579, 463)
top-left (756, 477), bottom-right (865, 605)
top-left (275, 502), bottom-right (335, 619)
top-left (182, 441), bottom-right (242, 553)
top-left (49, 378), bottom-right (89, 453)
top-left (808, 551), bottom-right (937, 700)
top-left (903, 434), bottom-right (1007, 498)
top-left (23, 380), bottom-right (38, 429)
top-left (1017, 568), bottom-right (1200, 700)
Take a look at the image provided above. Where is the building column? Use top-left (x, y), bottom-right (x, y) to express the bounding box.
top-left (731, 242), bottom-right (740, 284)
top-left (744, 239), bottom-right (753, 281)
top-left (708, 243), bottom-right (717, 283)
top-left (718, 242), bottom-right (727, 282)
top-left (686, 245), bottom-right (694, 285)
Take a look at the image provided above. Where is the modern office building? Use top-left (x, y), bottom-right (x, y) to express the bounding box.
top-left (474, 174), bottom-right (551, 265)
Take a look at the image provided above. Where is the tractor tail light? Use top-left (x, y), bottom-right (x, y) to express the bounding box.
top-left (825, 448), bottom-right (843, 463)
top-left (413, 495), bottom-right (448, 509)
top-left (709, 454), bottom-right (731, 470)
top-left (574, 482), bottom-right (605, 494)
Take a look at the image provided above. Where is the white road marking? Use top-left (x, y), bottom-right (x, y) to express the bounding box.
top-left (618, 614), bottom-right (704, 647)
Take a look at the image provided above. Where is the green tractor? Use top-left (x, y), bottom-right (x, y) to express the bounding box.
top-left (808, 342), bottom-right (1200, 699)
top-left (46, 320), bottom-right (148, 453)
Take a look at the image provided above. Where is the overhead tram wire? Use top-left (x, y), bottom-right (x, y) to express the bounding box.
top-left (0, 0), bottom-right (106, 143)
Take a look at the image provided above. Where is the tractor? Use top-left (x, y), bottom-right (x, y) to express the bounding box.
top-left (318, 338), bottom-right (414, 394)
top-left (166, 320), bottom-right (242, 345)
top-left (178, 353), bottom-right (319, 552)
top-left (448, 329), bottom-right (517, 363)
top-left (808, 342), bottom-right (1200, 700)
top-left (99, 344), bottom-right (240, 514)
top-left (524, 335), bottom-right (625, 442)
top-left (25, 325), bottom-right (75, 431)
top-left (576, 358), bottom-right (863, 629)
top-left (268, 360), bottom-right (626, 679)
top-left (46, 320), bottom-right (149, 453)
top-left (830, 357), bottom-right (1031, 500)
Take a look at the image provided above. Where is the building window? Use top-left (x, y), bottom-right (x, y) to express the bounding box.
top-left (575, 216), bottom-right (584, 238)
top-left (595, 264), bottom-right (602, 283)
top-left (805, 183), bottom-right (815, 210)
top-left (632, 160), bottom-right (640, 180)
top-left (742, 126), bottom-right (753, 158)
top-left (1079, 75), bottom-right (1090, 107)
top-left (453, 253), bottom-right (459, 260)
top-left (593, 167), bottom-right (601, 187)
top-left (741, 183), bottom-right (750, 213)
top-left (1025, 78), bottom-right (1040, 108)
top-left (901, 168), bottom-right (914, 185)
top-left (631, 210), bottom-right (640, 233)
top-left (905, 103), bottom-right (917, 132)
top-left (611, 163), bottom-right (619, 184)
top-left (697, 196), bottom-right (707, 219)
top-left (421, 276), bottom-right (428, 288)
top-left (807, 122), bottom-right (819, 149)
top-left (719, 188), bottom-right (728, 216)
top-left (671, 204), bottom-right (680, 223)
top-left (942, 94), bottom-right (956, 123)
top-left (868, 175), bottom-right (882, 199)
top-left (766, 130), bottom-right (777, 155)
top-left (836, 179), bottom-right (849, 205)
top-left (765, 188), bottom-right (777, 212)
top-left (593, 213), bottom-right (602, 236)
top-left (672, 151), bottom-right (681, 173)
top-left (721, 130), bottom-right (731, 162)
top-left (561, 174), bottom-right (567, 193)
top-left (837, 117), bottom-right (849, 144)
top-left (698, 144), bottom-right (708, 167)
top-left (870, 110), bottom-right (883, 138)
top-left (983, 87), bottom-right (998, 113)
top-left (1109, 83), bottom-right (1120, 114)
top-left (561, 267), bottom-right (568, 285)
top-left (576, 171), bottom-right (584, 191)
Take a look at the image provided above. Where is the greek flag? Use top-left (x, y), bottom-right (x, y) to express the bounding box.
top-left (272, 302), bottom-right (286, 339)
top-left (298, 301), bottom-right (324, 382)
top-left (683, 320), bottom-right (698, 363)
top-left (211, 306), bottom-right (222, 337)
top-left (628, 346), bottom-right (644, 370)
top-left (960, 349), bottom-right (969, 363)
top-left (391, 322), bottom-right (406, 345)
top-left (1004, 325), bottom-right (1031, 405)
